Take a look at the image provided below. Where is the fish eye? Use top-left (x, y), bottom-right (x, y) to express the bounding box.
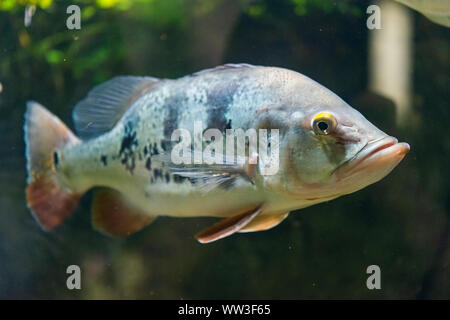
top-left (312, 112), bottom-right (336, 135)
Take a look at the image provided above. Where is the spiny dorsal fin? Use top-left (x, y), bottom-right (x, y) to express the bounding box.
top-left (73, 76), bottom-right (159, 139)
top-left (195, 204), bottom-right (263, 243)
top-left (238, 212), bottom-right (289, 233)
top-left (92, 188), bottom-right (156, 237)
top-left (191, 63), bottom-right (256, 77)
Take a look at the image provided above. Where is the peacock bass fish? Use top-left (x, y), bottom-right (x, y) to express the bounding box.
top-left (24, 64), bottom-right (410, 243)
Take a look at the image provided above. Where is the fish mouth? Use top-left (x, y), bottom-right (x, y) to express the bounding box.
top-left (336, 136), bottom-right (410, 179)
top-left (356, 136), bottom-right (409, 163)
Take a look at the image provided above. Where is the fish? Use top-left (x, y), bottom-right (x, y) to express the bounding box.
top-left (395, 0), bottom-right (450, 27)
top-left (24, 64), bottom-right (410, 243)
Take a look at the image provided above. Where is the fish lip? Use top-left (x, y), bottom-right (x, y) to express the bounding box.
top-left (360, 136), bottom-right (410, 161)
top-left (359, 136), bottom-right (399, 161)
top-left (336, 136), bottom-right (410, 174)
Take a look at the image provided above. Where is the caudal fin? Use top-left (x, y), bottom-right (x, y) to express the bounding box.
top-left (24, 101), bottom-right (82, 230)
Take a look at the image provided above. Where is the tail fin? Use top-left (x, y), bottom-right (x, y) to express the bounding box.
top-left (24, 101), bottom-right (82, 230)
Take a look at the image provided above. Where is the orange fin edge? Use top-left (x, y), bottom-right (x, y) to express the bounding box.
top-left (238, 212), bottom-right (289, 233)
top-left (195, 204), bottom-right (264, 244)
top-left (92, 188), bottom-right (156, 237)
top-left (26, 175), bottom-right (81, 230)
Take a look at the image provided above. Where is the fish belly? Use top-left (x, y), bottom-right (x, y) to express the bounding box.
top-left (113, 178), bottom-right (265, 218)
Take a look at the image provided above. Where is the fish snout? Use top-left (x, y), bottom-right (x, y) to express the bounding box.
top-left (363, 136), bottom-right (410, 162)
top-left (335, 135), bottom-right (410, 182)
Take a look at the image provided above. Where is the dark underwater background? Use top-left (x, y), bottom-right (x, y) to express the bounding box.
top-left (0, 0), bottom-right (448, 299)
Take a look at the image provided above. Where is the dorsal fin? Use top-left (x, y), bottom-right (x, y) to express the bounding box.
top-left (73, 76), bottom-right (159, 139)
top-left (191, 63), bottom-right (256, 77)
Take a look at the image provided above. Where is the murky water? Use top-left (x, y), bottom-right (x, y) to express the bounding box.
top-left (0, 0), bottom-right (448, 299)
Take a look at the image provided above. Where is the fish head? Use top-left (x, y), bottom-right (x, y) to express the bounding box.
top-left (258, 69), bottom-right (410, 200)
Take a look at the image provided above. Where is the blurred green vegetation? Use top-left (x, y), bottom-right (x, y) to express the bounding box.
top-left (0, 0), bottom-right (448, 299)
top-left (0, 0), bottom-right (365, 84)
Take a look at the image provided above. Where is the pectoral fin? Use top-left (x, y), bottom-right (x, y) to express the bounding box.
top-left (238, 212), bottom-right (289, 233)
top-left (195, 205), bottom-right (264, 244)
top-left (92, 188), bottom-right (156, 237)
top-left (153, 151), bottom-right (258, 194)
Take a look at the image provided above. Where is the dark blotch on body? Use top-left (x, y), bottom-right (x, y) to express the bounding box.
top-left (163, 95), bottom-right (182, 138)
top-left (100, 155), bottom-right (108, 166)
top-left (206, 83), bottom-right (238, 131)
top-left (120, 122), bottom-right (138, 155)
top-left (161, 139), bottom-right (171, 152)
top-left (173, 174), bottom-right (187, 184)
top-left (153, 168), bottom-right (163, 181)
top-left (152, 143), bottom-right (159, 155)
top-left (119, 121), bottom-right (138, 174)
top-left (145, 157), bottom-right (152, 171)
top-left (53, 151), bottom-right (59, 168)
top-left (225, 119), bottom-right (232, 130)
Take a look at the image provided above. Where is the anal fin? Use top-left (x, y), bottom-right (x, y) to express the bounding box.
top-left (92, 188), bottom-right (156, 237)
top-left (238, 212), bottom-right (289, 233)
top-left (195, 204), bottom-right (263, 244)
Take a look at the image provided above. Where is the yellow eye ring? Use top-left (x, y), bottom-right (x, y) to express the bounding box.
top-left (312, 112), bottom-right (337, 135)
